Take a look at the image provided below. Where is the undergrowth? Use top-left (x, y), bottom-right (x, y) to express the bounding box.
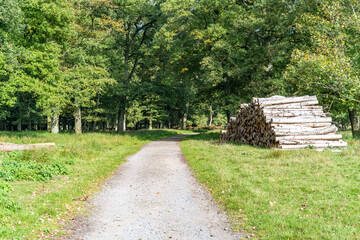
top-left (0, 151), bottom-right (68, 181)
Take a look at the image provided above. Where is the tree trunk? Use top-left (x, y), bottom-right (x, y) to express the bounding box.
top-left (348, 108), bottom-right (360, 137)
top-left (47, 116), bottom-right (52, 132)
top-left (118, 105), bottom-right (126, 132)
top-left (17, 118), bottom-right (22, 131)
top-left (226, 110), bottom-right (231, 123)
top-left (74, 106), bottom-right (82, 134)
top-left (51, 114), bottom-right (59, 134)
top-left (182, 102), bottom-right (189, 130)
top-left (209, 106), bottom-right (214, 126)
top-left (149, 118), bottom-right (153, 130)
top-left (27, 105), bottom-right (31, 131)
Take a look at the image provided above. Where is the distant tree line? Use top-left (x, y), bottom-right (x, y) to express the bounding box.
top-left (0, 0), bottom-right (359, 136)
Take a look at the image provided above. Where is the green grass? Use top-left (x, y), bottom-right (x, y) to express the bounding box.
top-left (0, 130), bottom-right (189, 239)
top-left (181, 131), bottom-right (360, 239)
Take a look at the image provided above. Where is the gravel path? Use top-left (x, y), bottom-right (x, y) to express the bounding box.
top-left (69, 134), bottom-right (243, 240)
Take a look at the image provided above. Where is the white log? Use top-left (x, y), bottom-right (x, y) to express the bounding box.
top-left (271, 117), bottom-right (332, 124)
top-left (275, 125), bottom-right (337, 136)
top-left (253, 96), bottom-right (317, 106)
top-left (276, 134), bottom-right (343, 141)
top-left (279, 140), bottom-right (347, 145)
top-left (0, 143), bottom-right (56, 152)
top-left (279, 141), bottom-right (348, 149)
top-left (271, 123), bottom-right (332, 128)
top-left (265, 105), bottom-right (323, 110)
top-left (264, 112), bottom-right (327, 117)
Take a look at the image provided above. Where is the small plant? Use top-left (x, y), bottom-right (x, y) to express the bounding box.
top-left (0, 151), bottom-right (68, 182)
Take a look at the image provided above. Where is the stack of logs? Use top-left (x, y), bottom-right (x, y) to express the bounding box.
top-left (220, 95), bottom-right (347, 150)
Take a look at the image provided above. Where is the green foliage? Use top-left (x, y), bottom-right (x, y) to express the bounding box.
top-left (0, 181), bottom-right (20, 217)
top-left (0, 151), bottom-right (68, 182)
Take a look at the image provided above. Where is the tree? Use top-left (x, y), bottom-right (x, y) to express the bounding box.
top-left (284, 0), bottom-right (360, 136)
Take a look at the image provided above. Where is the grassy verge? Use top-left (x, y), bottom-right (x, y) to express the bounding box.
top-left (0, 130), bottom-right (187, 239)
top-left (181, 131), bottom-right (360, 239)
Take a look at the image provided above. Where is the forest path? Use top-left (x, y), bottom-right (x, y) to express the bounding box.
top-left (69, 134), bottom-right (242, 240)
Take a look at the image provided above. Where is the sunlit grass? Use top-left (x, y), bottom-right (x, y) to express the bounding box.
top-left (181, 131), bottom-right (360, 239)
top-left (0, 130), bottom-right (187, 239)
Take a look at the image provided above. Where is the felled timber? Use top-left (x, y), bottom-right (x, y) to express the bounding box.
top-left (0, 142), bottom-right (55, 152)
top-left (220, 95), bottom-right (347, 150)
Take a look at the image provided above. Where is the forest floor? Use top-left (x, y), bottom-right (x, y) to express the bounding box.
top-left (67, 134), bottom-right (242, 240)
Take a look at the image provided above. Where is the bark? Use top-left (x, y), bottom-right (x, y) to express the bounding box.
top-left (209, 106), bottom-right (214, 126)
top-left (182, 102), bottom-right (189, 130)
top-left (74, 106), bottom-right (82, 135)
top-left (17, 118), bottom-right (21, 131)
top-left (149, 118), bottom-right (153, 130)
top-left (348, 108), bottom-right (360, 137)
top-left (118, 105), bottom-right (126, 132)
top-left (51, 115), bottom-right (59, 134)
top-left (27, 105), bottom-right (31, 131)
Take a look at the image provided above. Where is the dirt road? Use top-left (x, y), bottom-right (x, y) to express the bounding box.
top-left (70, 134), bottom-right (242, 240)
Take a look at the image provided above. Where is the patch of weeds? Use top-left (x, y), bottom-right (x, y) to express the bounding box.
top-left (0, 182), bottom-right (20, 217)
top-left (0, 151), bottom-right (68, 182)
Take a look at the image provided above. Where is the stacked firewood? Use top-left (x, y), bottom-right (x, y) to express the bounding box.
top-left (220, 95), bottom-right (347, 150)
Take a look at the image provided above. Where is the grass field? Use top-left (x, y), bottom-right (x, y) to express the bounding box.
top-left (181, 131), bottom-right (360, 239)
top-left (0, 130), bottom-right (185, 239)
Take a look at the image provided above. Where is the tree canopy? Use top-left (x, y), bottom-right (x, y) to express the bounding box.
top-left (0, 0), bottom-right (359, 135)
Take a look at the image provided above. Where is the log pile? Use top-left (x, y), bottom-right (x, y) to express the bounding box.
top-left (0, 142), bottom-right (55, 152)
top-left (220, 95), bottom-right (347, 150)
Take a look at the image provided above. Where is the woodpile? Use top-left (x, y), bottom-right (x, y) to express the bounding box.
top-left (220, 95), bottom-right (347, 150)
top-left (0, 142), bottom-right (55, 152)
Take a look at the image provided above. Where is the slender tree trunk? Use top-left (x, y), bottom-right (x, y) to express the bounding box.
top-left (348, 108), bottom-right (360, 137)
top-left (51, 115), bottom-right (59, 134)
top-left (209, 105), bottom-right (214, 127)
top-left (74, 106), bottom-right (82, 134)
top-left (47, 116), bottom-right (51, 132)
top-left (17, 118), bottom-right (22, 131)
top-left (226, 110), bottom-right (231, 123)
top-left (27, 105), bottom-right (31, 131)
top-left (118, 105), bottom-right (126, 132)
top-left (182, 102), bottom-right (189, 130)
top-left (149, 118), bottom-right (153, 130)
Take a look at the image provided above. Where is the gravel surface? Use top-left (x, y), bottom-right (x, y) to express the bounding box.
top-left (69, 134), bottom-right (243, 240)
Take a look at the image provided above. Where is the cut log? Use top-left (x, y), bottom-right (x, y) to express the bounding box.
top-left (253, 96), bottom-right (317, 106)
top-left (279, 140), bottom-right (346, 145)
top-left (276, 134), bottom-right (343, 141)
top-left (271, 117), bottom-right (332, 124)
top-left (0, 143), bottom-right (55, 152)
top-left (279, 141), bottom-right (348, 149)
top-left (271, 123), bottom-right (332, 128)
top-left (275, 125), bottom-right (337, 136)
top-left (265, 105), bottom-right (323, 110)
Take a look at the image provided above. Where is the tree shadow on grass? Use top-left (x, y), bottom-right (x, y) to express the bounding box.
top-left (0, 131), bottom-right (47, 139)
